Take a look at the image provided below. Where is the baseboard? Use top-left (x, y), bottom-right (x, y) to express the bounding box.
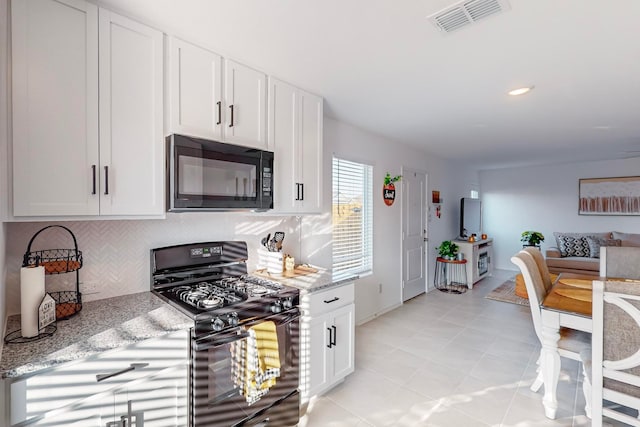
top-left (356, 302), bottom-right (402, 326)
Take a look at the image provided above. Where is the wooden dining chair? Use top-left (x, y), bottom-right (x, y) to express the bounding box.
top-left (600, 247), bottom-right (640, 279)
top-left (523, 246), bottom-right (555, 292)
top-left (511, 251), bottom-right (592, 415)
top-left (591, 279), bottom-right (640, 426)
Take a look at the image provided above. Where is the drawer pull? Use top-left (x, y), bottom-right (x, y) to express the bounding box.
top-left (323, 297), bottom-right (340, 304)
top-left (96, 363), bottom-right (148, 382)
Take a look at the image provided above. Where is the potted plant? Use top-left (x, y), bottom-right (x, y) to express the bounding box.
top-left (521, 231), bottom-right (545, 248)
top-left (437, 240), bottom-right (459, 260)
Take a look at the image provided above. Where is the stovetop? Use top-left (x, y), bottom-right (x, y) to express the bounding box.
top-left (156, 274), bottom-right (290, 314)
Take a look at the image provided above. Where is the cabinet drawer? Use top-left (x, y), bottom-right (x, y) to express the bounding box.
top-left (307, 283), bottom-right (354, 316)
top-left (10, 330), bottom-right (189, 425)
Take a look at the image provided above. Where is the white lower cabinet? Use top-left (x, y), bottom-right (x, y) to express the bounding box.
top-left (301, 283), bottom-right (355, 400)
top-left (8, 330), bottom-right (189, 426)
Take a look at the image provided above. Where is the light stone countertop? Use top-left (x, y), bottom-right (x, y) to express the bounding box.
top-left (1, 292), bottom-right (192, 379)
top-left (254, 265), bottom-right (358, 293)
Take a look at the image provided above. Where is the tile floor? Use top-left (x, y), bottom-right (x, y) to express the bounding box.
top-left (298, 269), bottom-right (592, 427)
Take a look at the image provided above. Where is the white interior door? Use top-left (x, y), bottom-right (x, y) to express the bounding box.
top-left (402, 168), bottom-right (427, 301)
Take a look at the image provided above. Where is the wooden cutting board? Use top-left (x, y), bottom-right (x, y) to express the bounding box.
top-left (255, 265), bottom-right (319, 278)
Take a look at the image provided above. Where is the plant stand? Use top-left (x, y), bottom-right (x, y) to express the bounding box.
top-left (434, 257), bottom-right (468, 294)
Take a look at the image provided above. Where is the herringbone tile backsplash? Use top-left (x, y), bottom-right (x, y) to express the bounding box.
top-left (5, 214), bottom-right (302, 315)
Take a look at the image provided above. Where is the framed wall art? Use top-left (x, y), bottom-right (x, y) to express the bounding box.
top-left (579, 176), bottom-right (640, 215)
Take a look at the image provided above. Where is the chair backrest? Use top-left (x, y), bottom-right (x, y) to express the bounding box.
top-left (600, 247), bottom-right (640, 279)
top-left (592, 279), bottom-right (640, 425)
top-left (511, 251), bottom-right (548, 341)
top-left (523, 246), bottom-right (553, 292)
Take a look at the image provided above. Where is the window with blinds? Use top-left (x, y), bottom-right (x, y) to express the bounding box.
top-left (332, 157), bottom-right (373, 276)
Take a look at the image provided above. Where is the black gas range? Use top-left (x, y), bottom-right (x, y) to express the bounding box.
top-left (150, 241), bottom-right (301, 427)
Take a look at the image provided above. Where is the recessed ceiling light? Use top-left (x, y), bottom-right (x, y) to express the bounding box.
top-left (508, 86), bottom-right (534, 96)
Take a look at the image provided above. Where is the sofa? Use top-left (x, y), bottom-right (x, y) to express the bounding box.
top-left (545, 231), bottom-right (640, 276)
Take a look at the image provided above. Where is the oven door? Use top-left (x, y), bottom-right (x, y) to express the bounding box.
top-left (168, 134), bottom-right (273, 211)
top-left (191, 308), bottom-right (300, 427)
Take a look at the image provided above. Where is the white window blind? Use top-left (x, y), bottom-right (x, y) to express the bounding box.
top-left (332, 157), bottom-right (373, 276)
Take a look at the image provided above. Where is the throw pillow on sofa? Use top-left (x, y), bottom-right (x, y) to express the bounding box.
top-left (553, 232), bottom-right (612, 257)
top-left (556, 235), bottom-right (590, 257)
top-left (612, 231), bottom-right (640, 247)
top-left (585, 236), bottom-right (622, 258)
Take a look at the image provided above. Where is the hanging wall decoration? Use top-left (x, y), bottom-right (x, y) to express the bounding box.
top-left (383, 173), bottom-right (402, 206)
top-left (432, 190), bottom-right (442, 218)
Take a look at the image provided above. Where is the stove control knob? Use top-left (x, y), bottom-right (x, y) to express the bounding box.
top-left (282, 297), bottom-right (293, 310)
top-left (271, 300), bottom-right (282, 314)
top-left (227, 312), bottom-right (239, 327)
top-left (211, 317), bottom-right (225, 332)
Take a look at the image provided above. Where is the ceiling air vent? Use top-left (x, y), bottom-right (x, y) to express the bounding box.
top-left (428, 0), bottom-right (511, 34)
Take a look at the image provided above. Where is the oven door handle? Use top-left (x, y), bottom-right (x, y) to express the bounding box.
top-left (194, 308), bottom-right (300, 351)
top-left (194, 328), bottom-right (250, 351)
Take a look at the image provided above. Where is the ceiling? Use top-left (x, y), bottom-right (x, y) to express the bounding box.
top-left (97, 0), bottom-right (640, 170)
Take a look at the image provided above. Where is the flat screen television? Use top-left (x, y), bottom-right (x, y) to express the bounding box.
top-left (460, 198), bottom-right (482, 239)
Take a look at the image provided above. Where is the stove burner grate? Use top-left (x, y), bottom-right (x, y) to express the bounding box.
top-left (169, 282), bottom-right (247, 310)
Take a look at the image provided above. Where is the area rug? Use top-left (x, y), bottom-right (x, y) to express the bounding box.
top-left (485, 278), bottom-right (529, 306)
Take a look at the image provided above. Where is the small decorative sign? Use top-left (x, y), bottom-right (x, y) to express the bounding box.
top-left (38, 293), bottom-right (56, 330)
top-left (383, 173), bottom-right (402, 206)
top-left (432, 190), bottom-right (441, 204)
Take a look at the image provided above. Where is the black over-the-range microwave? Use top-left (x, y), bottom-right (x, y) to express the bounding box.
top-left (166, 134), bottom-right (274, 211)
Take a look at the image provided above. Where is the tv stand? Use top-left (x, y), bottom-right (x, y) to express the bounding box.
top-left (454, 238), bottom-right (493, 288)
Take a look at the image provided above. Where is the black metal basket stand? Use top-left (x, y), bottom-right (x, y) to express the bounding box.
top-left (21, 225), bottom-right (84, 320)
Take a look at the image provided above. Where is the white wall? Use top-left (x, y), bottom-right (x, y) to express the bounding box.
top-left (302, 117), bottom-right (469, 324)
top-left (481, 157), bottom-right (640, 271)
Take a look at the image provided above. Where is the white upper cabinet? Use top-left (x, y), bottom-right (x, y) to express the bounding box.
top-left (98, 9), bottom-right (164, 216)
top-left (11, 0), bottom-right (164, 218)
top-left (224, 59), bottom-right (268, 150)
top-left (268, 77), bottom-right (323, 214)
top-left (12, 0), bottom-right (99, 216)
top-left (167, 38), bottom-right (267, 150)
top-left (168, 37), bottom-right (223, 141)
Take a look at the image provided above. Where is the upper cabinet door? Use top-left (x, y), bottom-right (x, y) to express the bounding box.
top-left (268, 78), bottom-right (298, 212)
top-left (224, 59), bottom-right (267, 150)
top-left (268, 78), bottom-right (323, 214)
top-left (98, 9), bottom-right (164, 216)
top-left (12, 0), bottom-right (99, 216)
top-left (297, 90), bottom-right (323, 214)
top-left (168, 37), bottom-right (223, 141)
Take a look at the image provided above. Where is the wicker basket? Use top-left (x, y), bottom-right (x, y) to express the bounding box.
top-left (22, 225), bottom-right (83, 320)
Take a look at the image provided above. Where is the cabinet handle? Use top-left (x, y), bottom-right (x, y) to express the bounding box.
top-left (326, 327), bottom-right (333, 348)
top-left (104, 165), bottom-right (109, 195)
top-left (91, 165), bottom-right (97, 195)
top-left (300, 183), bottom-right (304, 201)
top-left (331, 325), bottom-right (337, 346)
top-left (295, 183), bottom-right (302, 201)
top-left (229, 104), bottom-right (234, 127)
top-left (323, 297), bottom-right (339, 304)
top-left (96, 363), bottom-right (148, 382)
top-left (216, 101), bottom-right (222, 125)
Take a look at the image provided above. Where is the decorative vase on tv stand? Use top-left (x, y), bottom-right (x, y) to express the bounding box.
top-left (520, 231), bottom-right (545, 249)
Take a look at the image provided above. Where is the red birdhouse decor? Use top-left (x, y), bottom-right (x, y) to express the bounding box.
top-left (383, 173), bottom-right (402, 206)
